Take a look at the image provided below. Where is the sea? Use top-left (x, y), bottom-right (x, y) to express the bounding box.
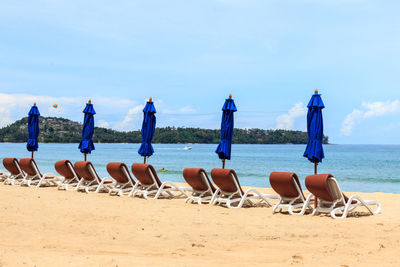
top-left (1, 143), bottom-right (399, 194)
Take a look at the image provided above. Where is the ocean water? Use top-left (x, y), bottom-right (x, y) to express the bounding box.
top-left (1, 143), bottom-right (399, 194)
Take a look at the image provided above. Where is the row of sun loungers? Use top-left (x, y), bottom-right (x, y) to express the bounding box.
top-left (1, 157), bottom-right (381, 219)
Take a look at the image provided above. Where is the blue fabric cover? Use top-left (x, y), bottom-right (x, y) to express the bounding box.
top-left (303, 94), bottom-right (325, 163)
top-left (215, 98), bottom-right (237, 160)
top-left (138, 101), bottom-right (157, 157)
top-left (79, 103), bottom-right (96, 154)
top-left (27, 105), bottom-right (40, 152)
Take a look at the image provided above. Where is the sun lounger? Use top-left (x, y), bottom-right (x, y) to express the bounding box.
top-left (106, 162), bottom-right (136, 196)
top-left (130, 163), bottom-right (191, 199)
top-left (305, 174), bottom-right (382, 219)
top-left (2, 158), bottom-right (26, 185)
top-left (210, 168), bottom-right (276, 209)
top-left (55, 160), bottom-right (81, 190)
top-left (183, 168), bottom-right (216, 204)
top-left (269, 172), bottom-right (314, 215)
top-left (19, 158), bottom-right (59, 187)
top-left (74, 161), bottom-right (116, 193)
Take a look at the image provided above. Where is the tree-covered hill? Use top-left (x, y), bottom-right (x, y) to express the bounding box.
top-left (0, 117), bottom-right (329, 144)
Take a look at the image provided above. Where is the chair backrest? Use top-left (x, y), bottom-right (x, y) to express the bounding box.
top-left (305, 174), bottom-right (336, 202)
top-left (74, 161), bottom-right (99, 182)
top-left (131, 163), bottom-right (162, 187)
top-left (107, 162), bottom-right (135, 184)
top-left (20, 158), bottom-right (41, 177)
top-left (55, 160), bottom-right (77, 179)
top-left (269, 172), bottom-right (305, 199)
top-left (3, 158), bottom-right (23, 175)
top-left (211, 168), bottom-right (243, 195)
top-left (183, 168), bottom-right (215, 192)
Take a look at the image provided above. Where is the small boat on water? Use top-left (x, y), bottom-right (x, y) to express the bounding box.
top-left (183, 146), bottom-right (192, 150)
top-left (159, 168), bottom-right (168, 172)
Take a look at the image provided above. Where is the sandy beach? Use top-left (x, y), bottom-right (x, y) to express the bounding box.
top-left (0, 183), bottom-right (399, 267)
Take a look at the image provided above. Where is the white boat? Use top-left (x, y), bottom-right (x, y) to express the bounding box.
top-left (183, 146), bottom-right (192, 150)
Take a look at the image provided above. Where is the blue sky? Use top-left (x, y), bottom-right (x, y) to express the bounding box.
top-left (1, 0), bottom-right (400, 144)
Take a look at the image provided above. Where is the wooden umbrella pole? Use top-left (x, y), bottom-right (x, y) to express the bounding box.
top-left (144, 156), bottom-right (146, 164)
top-left (314, 161), bottom-right (318, 208)
top-left (84, 152), bottom-right (87, 161)
top-left (222, 159), bottom-right (225, 169)
top-left (31, 151), bottom-right (34, 159)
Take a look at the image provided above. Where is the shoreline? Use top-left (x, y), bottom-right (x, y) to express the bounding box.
top-left (0, 183), bottom-right (399, 266)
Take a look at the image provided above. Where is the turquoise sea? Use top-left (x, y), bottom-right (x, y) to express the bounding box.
top-left (1, 143), bottom-right (399, 194)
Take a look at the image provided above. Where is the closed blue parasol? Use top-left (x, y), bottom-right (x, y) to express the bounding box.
top-left (138, 98), bottom-right (156, 163)
top-left (303, 89), bottom-right (325, 174)
top-left (27, 103), bottom-right (40, 159)
top-left (215, 94), bottom-right (237, 168)
top-left (79, 100), bottom-right (96, 161)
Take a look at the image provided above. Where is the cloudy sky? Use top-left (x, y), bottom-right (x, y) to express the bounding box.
top-left (1, 0), bottom-right (399, 144)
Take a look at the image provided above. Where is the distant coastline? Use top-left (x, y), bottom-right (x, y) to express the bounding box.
top-left (0, 116), bottom-right (329, 145)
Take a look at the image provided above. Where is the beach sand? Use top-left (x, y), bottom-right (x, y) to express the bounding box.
top-left (0, 184), bottom-right (399, 267)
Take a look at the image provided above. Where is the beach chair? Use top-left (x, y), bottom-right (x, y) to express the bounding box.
top-left (130, 163), bottom-right (191, 199)
top-left (2, 158), bottom-right (26, 185)
top-left (74, 161), bottom-right (116, 193)
top-left (210, 168), bottom-right (276, 209)
top-left (269, 172), bottom-right (314, 215)
top-left (19, 158), bottom-right (59, 187)
top-left (305, 174), bottom-right (382, 219)
top-left (106, 162), bottom-right (136, 196)
top-left (55, 160), bottom-right (81, 190)
top-left (183, 168), bottom-right (216, 204)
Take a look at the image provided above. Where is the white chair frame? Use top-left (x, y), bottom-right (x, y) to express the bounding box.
top-left (211, 172), bottom-right (277, 209)
top-left (20, 160), bottom-right (59, 187)
top-left (109, 165), bottom-right (136, 196)
top-left (130, 168), bottom-right (191, 199)
top-left (57, 161), bottom-right (81, 191)
top-left (3, 161), bottom-right (26, 186)
top-left (272, 177), bottom-right (315, 215)
top-left (185, 171), bottom-right (215, 204)
top-left (312, 177), bottom-right (382, 219)
top-left (76, 163), bottom-right (116, 193)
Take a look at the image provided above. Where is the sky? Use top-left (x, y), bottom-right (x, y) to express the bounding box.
top-left (1, 0), bottom-right (400, 144)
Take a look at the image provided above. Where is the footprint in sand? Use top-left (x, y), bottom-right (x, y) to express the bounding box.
top-left (192, 243), bottom-right (205, 248)
top-left (291, 254), bottom-right (303, 264)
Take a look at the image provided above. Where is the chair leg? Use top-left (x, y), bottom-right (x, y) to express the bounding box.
top-left (289, 194), bottom-right (314, 216)
top-left (210, 189), bottom-right (220, 205)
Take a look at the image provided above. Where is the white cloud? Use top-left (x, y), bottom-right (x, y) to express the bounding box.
top-left (97, 120), bottom-right (110, 129)
top-left (341, 100), bottom-right (400, 135)
top-left (0, 93), bottom-right (134, 128)
top-left (275, 102), bottom-right (307, 130)
top-left (113, 100), bottom-right (198, 131)
top-left (0, 105), bottom-right (13, 127)
top-left (160, 105), bottom-right (197, 115)
top-left (114, 105), bottom-right (144, 131)
top-left (0, 93), bottom-right (73, 127)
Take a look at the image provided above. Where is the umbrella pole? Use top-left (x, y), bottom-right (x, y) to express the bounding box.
top-left (84, 152), bottom-right (87, 161)
top-left (222, 159), bottom-right (225, 169)
top-left (314, 162), bottom-right (318, 208)
top-left (144, 156), bottom-right (146, 164)
top-left (31, 151), bottom-right (34, 159)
